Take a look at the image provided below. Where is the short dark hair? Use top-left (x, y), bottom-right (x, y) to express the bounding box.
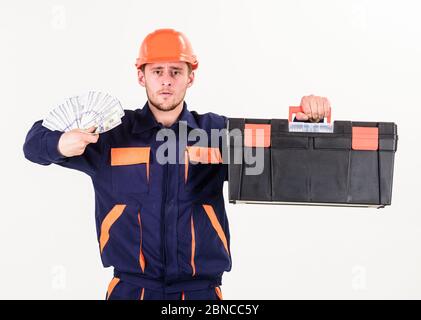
top-left (140, 62), bottom-right (192, 74)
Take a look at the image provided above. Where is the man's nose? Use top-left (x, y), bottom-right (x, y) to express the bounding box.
top-left (161, 72), bottom-right (173, 87)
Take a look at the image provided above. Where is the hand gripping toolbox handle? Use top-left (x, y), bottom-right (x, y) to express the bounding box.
top-left (288, 106), bottom-right (332, 124)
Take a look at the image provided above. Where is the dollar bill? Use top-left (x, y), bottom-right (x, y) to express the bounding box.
top-left (42, 91), bottom-right (125, 133)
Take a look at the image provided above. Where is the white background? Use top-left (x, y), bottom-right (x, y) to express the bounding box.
top-left (1, 0), bottom-right (420, 299)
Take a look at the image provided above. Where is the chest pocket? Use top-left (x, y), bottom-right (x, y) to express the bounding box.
top-left (111, 147), bottom-right (150, 195)
top-left (184, 146), bottom-right (224, 194)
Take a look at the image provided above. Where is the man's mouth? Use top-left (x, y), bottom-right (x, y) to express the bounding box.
top-left (159, 92), bottom-right (173, 96)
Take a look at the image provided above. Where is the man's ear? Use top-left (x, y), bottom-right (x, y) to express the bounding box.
top-left (187, 71), bottom-right (195, 88)
top-left (138, 69), bottom-right (146, 87)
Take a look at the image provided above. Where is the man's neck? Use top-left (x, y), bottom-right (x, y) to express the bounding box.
top-left (148, 101), bottom-right (184, 128)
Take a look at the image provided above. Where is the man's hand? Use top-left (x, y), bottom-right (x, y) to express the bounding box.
top-left (295, 94), bottom-right (331, 122)
top-left (57, 126), bottom-right (99, 157)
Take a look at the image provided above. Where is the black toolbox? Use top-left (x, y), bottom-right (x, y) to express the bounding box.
top-left (227, 107), bottom-right (398, 208)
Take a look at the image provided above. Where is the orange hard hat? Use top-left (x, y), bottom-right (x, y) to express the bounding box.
top-left (135, 28), bottom-right (198, 70)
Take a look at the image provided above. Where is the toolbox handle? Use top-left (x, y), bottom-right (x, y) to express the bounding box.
top-left (289, 106), bottom-right (332, 124)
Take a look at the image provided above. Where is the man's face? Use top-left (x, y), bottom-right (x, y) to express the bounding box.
top-left (138, 62), bottom-right (194, 112)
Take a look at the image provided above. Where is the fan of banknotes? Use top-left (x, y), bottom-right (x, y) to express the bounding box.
top-left (42, 91), bottom-right (125, 134)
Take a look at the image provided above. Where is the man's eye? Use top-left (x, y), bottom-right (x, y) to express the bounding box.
top-left (153, 70), bottom-right (161, 75)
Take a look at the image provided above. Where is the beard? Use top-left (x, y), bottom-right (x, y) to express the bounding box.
top-left (146, 88), bottom-right (185, 112)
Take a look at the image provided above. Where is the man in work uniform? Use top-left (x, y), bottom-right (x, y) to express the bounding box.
top-left (23, 28), bottom-right (331, 300)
